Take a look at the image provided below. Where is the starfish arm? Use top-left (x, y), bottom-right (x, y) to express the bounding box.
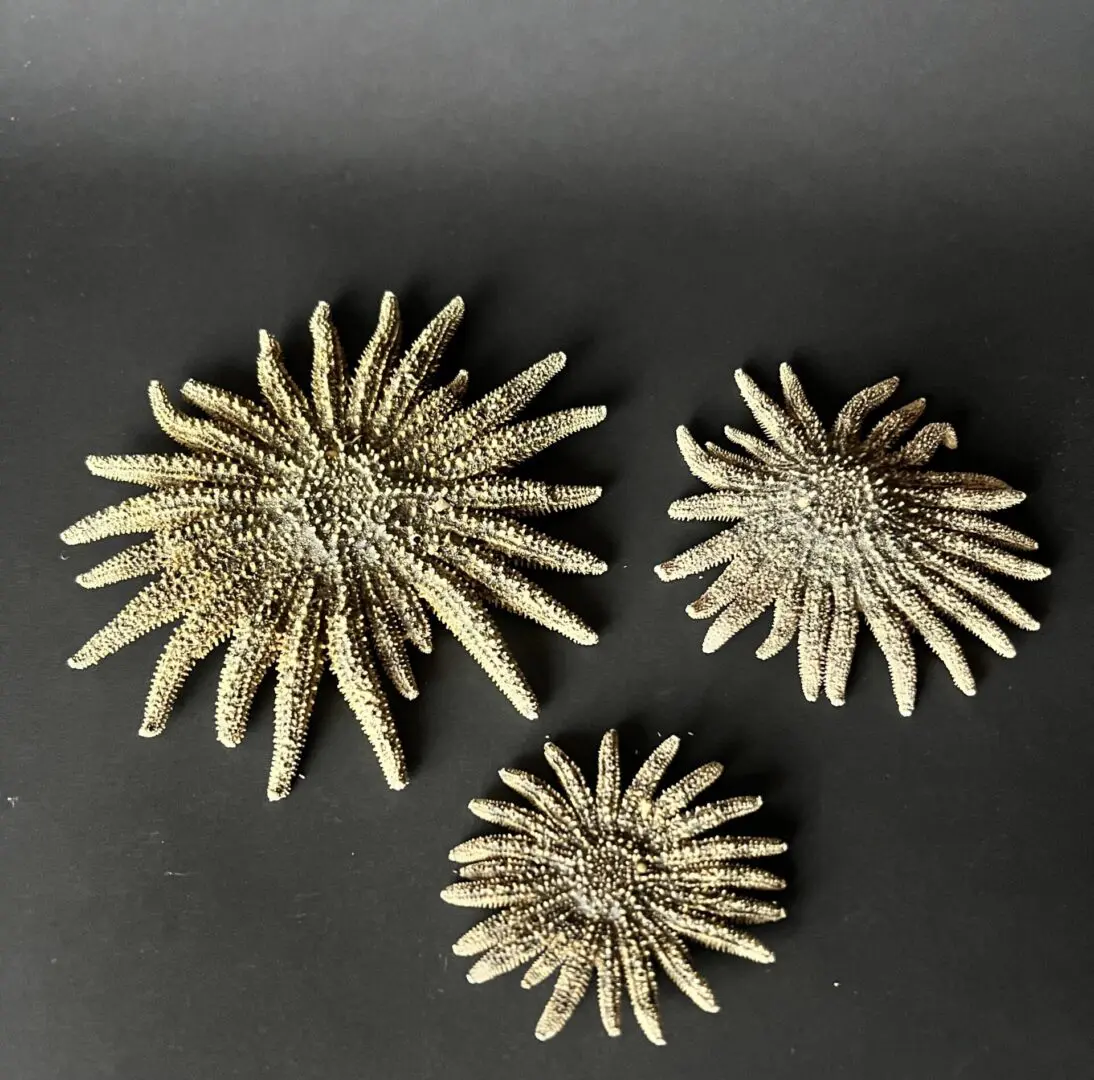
top-left (327, 598), bottom-right (408, 791)
top-left (361, 578), bottom-right (418, 699)
top-left (440, 879), bottom-right (538, 908)
top-left (927, 530), bottom-right (1050, 580)
top-left (448, 834), bottom-right (547, 865)
top-left (342, 292), bottom-right (403, 436)
top-left (141, 605), bottom-right (238, 736)
top-left (644, 921), bottom-right (719, 1014)
top-left (653, 762), bottom-right (724, 818)
top-left (371, 296), bottom-right (464, 437)
top-left (620, 736), bottom-right (680, 818)
top-left (84, 452), bottom-right (244, 488)
top-left (267, 579), bottom-right (324, 801)
top-left (402, 555), bottom-right (537, 717)
top-left (429, 351), bottom-right (567, 453)
top-left (452, 514), bottom-right (606, 575)
top-left (441, 545), bottom-right (597, 645)
top-left (444, 407), bottom-right (606, 479)
top-left (891, 422), bottom-right (958, 465)
top-left (596, 939), bottom-right (624, 1037)
top-left (701, 592), bottom-right (774, 652)
top-left (756, 574), bottom-right (803, 659)
top-left (704, 442), bottom-right (761, 470)
top-left (61, 489), bottom-right (227, 544)
top-left (619, 939), bottom-right (665, 1046)
top-left (686, 554), bottom-right (762, 619)
top-left (308, 302), bottom-right (347, 436)
top-left (661, 836), bottom-right (788, 868)
top-left (674, 425), bottom-right (758, 489)
top-left (535, 960), bottom-right (594, 1041)
top-left (734, 369), bottom-right (809, 458)
top-left (449, 478), bottom-right (602, 515)
top-left (467, 798), bottom-right (558, 838)
top-left (256, 330), bottom-right (317, 440)
top-left (824, 576), bottom-right (860, 706)
top-left (655, 528), bottom-right (741, 582)
top-left (497, 768), bottom-right (578, 825)
top-left (148, 382), bottom-right (270, 469)
top-left (907, 482), bottom-right (1026, 512)
top-left (655, 905), bottom-right (775, 964)
top-left (595, 729), bottom-right (621, 823)
top-left (797, 576), bottom-right (832, 702)
top-left (857, 572), bottom-right (918, 716)
top-left (778, 363), bottom-right (827, 448)
top-left (468, 940), bottom-right (546, 985)
top-left (929, 512), bottom-right (1039, 552)
top-left (722, 425), bottom-right (787, 467)
top-left (67, 573), bottom-right (201, 668)
top-left (832, 376), bottom-right (900, 450)
top-left (681, 890), bottom-right (786, 924)
top-left (668, 797), bottom-right (764, 841)
top-left (667, 491), bottom-right (763, 521)
top-left (215, 600), bottom-right (287, 747)
top-left (522, 948), bottom-right (564, 989)
top-left (180, 380), bottom-right (291, 452)
top-left (862, 397), bottom-right (926, 453)
top-left (675, 866), bottom-right (788, 893)
top-left (75, 539), bottom-right (162, 588)
top-left (389, 369), bottom-right (468, 451)
top-left (371, 568), bottom-right (433, 653)
top-left (543, 742), bottom-right (596, 822)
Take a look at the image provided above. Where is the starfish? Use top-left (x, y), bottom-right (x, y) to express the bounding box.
top-left (656, 365), bottom-right (1049, 714)
top-left (62, 293), bottom-right (607, 798)
top-left (443, 730), bottom-right (787, 1043)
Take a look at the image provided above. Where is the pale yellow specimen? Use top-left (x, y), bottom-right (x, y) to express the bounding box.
top-left (442, 730), bottom-right (787, 1044)
top-left (62, 294), bottom-right (607, 798)
top-left (657, 365), bottom-right (1049, 714)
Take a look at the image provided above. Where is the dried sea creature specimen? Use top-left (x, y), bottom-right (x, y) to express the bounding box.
top-left (62, 294), bottom-right (607, 798)
top-left (442, 730), bottom-right (787, 1044)
top-left (656, 365), bottom-right (1049, 714)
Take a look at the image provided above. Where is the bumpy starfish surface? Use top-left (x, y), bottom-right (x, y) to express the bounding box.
top-left (656, 365), bottom-right (1049, 714)
top-left (62, 294), bottom-right (607, 798)
top-left (442, 730), bottom-right (787, 1044)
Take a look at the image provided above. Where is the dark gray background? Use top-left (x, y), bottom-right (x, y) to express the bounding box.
top-left (2, 2), bottom-right (1092, 1077)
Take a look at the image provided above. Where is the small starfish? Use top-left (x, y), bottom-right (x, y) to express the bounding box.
top-left (657, 365), bottom-right (1049, 714)
top-left (443, 730), bottom-right (787, 1043)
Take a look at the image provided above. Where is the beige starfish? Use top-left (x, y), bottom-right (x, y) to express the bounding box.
top-left (62, 293), bottom-right (607, 798)
top-left (442, 730), bottom-right (787, 1044)
top-left (656, 364), bottom-right (1049, 715)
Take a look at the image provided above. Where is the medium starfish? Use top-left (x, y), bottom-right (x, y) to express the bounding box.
top-left (442, 730), bottom-right (787, 1044)
top-left (62, 293), bottom-right (607, 798)
top-left (656, 364), bottom-right (1049, 714)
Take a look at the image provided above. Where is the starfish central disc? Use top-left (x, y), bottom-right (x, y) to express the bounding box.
top-left (568, 837), bottom-right (648, 921)
top-left (780, 459), bottom-right (884, 556)
top-left (279, 445), bottom-right (422, 574)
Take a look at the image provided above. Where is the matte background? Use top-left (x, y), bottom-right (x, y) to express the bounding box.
top-left (2, 2), bottom-right (1092, 1078)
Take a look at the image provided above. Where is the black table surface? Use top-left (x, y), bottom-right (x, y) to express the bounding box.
top-left (2, 3), bottom-right (1092, 1078)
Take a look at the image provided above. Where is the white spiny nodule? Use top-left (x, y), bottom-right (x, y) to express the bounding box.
top-left (62, 294), bottom-right (606, 799)
top-left (656, 365), bottom-right (1049, 715)
top-left (442, 730), bottom-right (787, 1044)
